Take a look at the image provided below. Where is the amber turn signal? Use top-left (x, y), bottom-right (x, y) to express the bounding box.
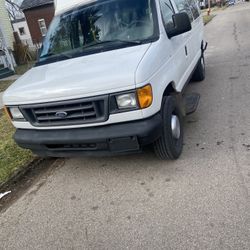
top-left (137, 84), bottom-right (153, 109)
top-left (3, 106), bottom-right (12, 121)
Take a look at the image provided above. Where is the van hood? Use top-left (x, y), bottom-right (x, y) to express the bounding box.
top-left (4, 44), bottom-right (151, 105)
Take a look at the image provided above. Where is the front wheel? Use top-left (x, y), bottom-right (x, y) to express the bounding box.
top-left (192, 55), bottom-right (205, 82)
top-left (153, 96), bottom-right (184, 160)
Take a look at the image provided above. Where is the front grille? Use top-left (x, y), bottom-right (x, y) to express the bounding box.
top-left (20, 95), bottom-right (109, 127)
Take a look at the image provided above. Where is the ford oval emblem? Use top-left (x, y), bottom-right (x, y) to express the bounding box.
top-left (55, 111), bottom-right (68, 118)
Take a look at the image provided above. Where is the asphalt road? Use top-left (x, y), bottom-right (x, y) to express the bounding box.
top-left (1, 3), bottom-right (250, 250)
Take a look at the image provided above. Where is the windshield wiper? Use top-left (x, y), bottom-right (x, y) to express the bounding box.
top-left (40, 52), bottom-right (73, 60)
top-left (39, 40), bottom-right (142, 60)
top-left (82, 39), bottom-right (142, 49)
top-left (40, 52), bottom-right (55, 58)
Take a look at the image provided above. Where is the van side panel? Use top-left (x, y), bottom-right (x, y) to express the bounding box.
top-left (135, 0), bottom-right (204, 119)
top-left (135, 34), bottom-right (189, 119)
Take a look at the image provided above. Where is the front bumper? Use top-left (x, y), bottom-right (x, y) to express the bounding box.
top-left (14, 114), bottom-right (162, 157)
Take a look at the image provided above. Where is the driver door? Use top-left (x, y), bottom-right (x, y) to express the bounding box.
top-left (159, 0), bottom-right (189, 91)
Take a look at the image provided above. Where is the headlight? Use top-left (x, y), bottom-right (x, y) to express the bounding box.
top-left (110, 84), bottom-right (153, 114)
top-left (116, 93), bottom-right (138, 109)
top-left (8, 107), bottom-right (25, 120)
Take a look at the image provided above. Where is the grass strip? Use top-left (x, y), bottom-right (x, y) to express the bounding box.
top-left (15, 61), bottom-right (35, 75)
top-left (0, 111), bottom-right (34, 185)
top-left (0, 80), bottom-right (14, 92)
top-left (203, 15), bottom-right (216, 25)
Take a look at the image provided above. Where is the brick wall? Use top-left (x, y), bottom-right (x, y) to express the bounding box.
top-left (23, 4), bottom-right (55, 44)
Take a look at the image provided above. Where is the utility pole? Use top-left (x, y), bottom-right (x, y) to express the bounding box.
top-left (207, 0), bottom-right (211, 15)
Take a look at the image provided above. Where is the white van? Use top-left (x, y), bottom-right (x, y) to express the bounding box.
top-left (3, 0), bottom-right (206, 159)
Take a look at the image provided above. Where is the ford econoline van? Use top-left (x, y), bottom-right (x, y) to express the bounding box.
top-left (3, 0), bottom-right (206, 159)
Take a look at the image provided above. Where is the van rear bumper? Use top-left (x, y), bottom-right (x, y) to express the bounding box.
top-left (14, 113), bottom-right (162, 157)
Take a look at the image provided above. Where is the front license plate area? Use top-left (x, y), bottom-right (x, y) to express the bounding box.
top-left (109, 137), bottom-right (140, 152)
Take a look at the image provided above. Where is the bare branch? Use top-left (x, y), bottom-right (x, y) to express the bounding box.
top-left (5, 0), bottom-right (21, 9)
top-left (5, 0), bottom-right (24, 21)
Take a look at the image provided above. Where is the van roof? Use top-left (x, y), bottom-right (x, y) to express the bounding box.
top-left (54, 0), bottom-right (96, 15)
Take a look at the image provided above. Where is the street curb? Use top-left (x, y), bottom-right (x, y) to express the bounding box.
top-left (0, 157), bottom-right (47, 190)
top-left (0, 157), bottom-right (60, 213)
top-left (0, 108), bottom-right (57, 191)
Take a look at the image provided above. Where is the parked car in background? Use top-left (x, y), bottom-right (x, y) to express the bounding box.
top-left (227, 0), bottom-right (236, 5)
top-left (199, 0), bottom-right (206, 9)
top-left (199, 0), bottom-right (217, 9)
top-left (4, 0), bottom-right (206, 160)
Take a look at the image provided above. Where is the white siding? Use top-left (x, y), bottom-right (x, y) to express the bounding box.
top-left (0, 0), bottom-right (16, 69)
top-left (12, 20), bottom-right (34, 47)
top-left (0, 0), bottom-right (15, 49)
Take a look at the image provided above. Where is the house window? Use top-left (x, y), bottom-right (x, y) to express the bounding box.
top-left (19, 27), bottom-right (25, 36)
top-left (38, 19), bottom-right (47, 36)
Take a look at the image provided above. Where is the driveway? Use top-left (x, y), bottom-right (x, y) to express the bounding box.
top-left (0, 3), bottom-right (250, 250)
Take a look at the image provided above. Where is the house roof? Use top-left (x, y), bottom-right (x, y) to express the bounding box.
top-left (11, 17), bottom-right (26, 24)
top-left (55, 0), bottom-right (95, 15)
top-left (21, 0), bottom-right (54, 11)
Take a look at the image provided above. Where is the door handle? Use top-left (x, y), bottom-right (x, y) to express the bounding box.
top-left (185, 46), bottom-right (188, 56)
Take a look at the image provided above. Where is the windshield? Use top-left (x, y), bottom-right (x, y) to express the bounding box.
top-left (39, 0), bottom-right (158, 64)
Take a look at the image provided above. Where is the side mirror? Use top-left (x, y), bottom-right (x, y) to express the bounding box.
top-left (167, 12), bottom-right (192, 38)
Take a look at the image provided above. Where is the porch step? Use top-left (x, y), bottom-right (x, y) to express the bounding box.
top-left (184, 93), bottom-right (200, 115)
top-left (0, 68), bottom-right (14, 79)
top-left (0, 68), bottom-right (10, 74)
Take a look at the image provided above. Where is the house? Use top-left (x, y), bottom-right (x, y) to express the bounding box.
top-left (21, 0), bottom-right (55, 45)
top-left (199, 0), bottom-right (218, 8)
top-left (12, 17), bottom-right (34, 48)
top-left (0, 0), bottom-right (16, 78)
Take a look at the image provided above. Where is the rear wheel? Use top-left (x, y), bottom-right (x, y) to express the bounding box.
top-left (153, 96), bottom-right (184, 160)
top-left (192, 55), bottom-right (205, 81)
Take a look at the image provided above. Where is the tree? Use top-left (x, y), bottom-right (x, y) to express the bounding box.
top-left (5, 0), bottom-right (24, 21)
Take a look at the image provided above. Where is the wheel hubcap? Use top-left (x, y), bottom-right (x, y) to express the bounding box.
top-left (171, 115), bottom-right (181, 139)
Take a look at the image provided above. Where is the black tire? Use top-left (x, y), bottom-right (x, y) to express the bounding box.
top-left (153, 96), bottom-right (184, 160)
top-left (192, 55), bottom-right (205, 82)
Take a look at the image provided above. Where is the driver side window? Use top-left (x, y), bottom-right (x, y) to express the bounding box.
top-left (159, 0), bottom-right (175, 32)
